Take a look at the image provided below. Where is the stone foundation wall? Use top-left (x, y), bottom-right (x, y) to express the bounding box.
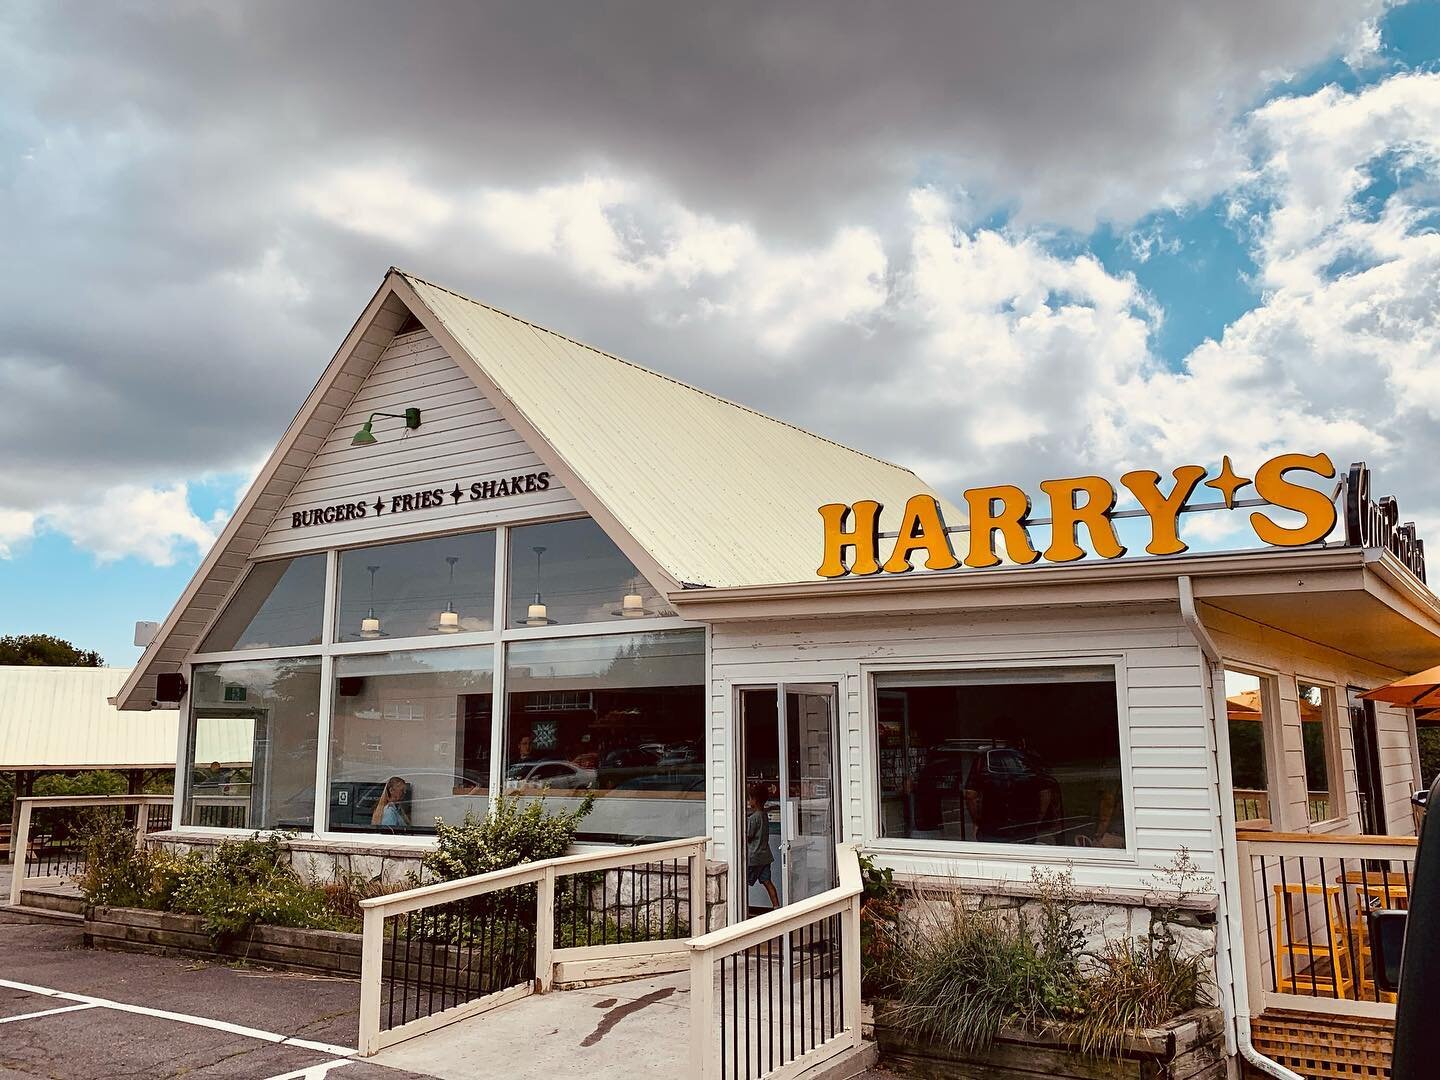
top-left (144, 831), bottom-right (730, 932)
top-left (896, 876), bottom-right (1219, 974)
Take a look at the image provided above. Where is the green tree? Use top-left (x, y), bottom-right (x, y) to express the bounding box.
top-left (0, 633), bottom-right (103, 667)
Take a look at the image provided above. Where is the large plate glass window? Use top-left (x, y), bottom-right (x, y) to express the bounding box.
top-left (327, 646), bottom-right (493, 835)
top-left (336, 532), bottom-right (496, 642)
top-left (503, 629), bottom-right (704, 841)
top-left (1298, 682), bottom-right (1340, 824)
top-left (186, 658), bottom-right (322, 830)
top-left (507, 518), bottom-right (671, 627)
top-left (1225, 670), bottom-right (1273, 828)
top-left (200, 555), bottom-right (326, 652)
top-left (875, 666), bottom-right (1125, 850)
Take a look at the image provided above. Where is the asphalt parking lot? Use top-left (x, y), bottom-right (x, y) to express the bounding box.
top-left (0, 915), bottom-right (431, 1080)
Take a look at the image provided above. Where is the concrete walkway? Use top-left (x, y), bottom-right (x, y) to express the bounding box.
top-left (374, 973), bottom-right (691, 1079)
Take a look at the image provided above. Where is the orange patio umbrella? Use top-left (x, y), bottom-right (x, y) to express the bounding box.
top-left (1361, 665), bottom-right (1440, 713)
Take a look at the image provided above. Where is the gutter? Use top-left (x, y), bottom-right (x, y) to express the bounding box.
top-left (1177, 575), bottom-right (1302, 1080)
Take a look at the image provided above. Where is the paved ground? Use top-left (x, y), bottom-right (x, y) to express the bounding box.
top-left (0, 916), bottom-right (429, 1080)
top-left (0, 910), bottom-right (896, 1079)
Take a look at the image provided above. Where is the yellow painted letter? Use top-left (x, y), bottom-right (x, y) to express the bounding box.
top-left (817, 501), bottom-right (883, 577)
top-left (962, 485), bottom-right (1040, 568)
top-left (1120, 465), bottom-right (1207, 556)
top-left (1250, 453), bottom-right (1337, 547)
top-left (882, 495), bottom-right (960, 573)
top-left (1040, 476), bottom-right (1126, 562)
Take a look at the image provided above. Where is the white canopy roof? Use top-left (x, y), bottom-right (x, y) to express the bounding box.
top-left (0, 666), bottom-right (247, 770)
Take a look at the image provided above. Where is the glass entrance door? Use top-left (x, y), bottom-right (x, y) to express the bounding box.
top-left (738, 684), bottom-right (839, 916)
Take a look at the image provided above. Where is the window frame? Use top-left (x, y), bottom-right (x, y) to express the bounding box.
top-left (1294, 676), bottom-right (1347, 831)
top-left (1222, 664), bottom-right (1285, 832)
top-left (177, 515), bottom-right (697, 843)
top-left (860, 655), bottom-right (1138, 865)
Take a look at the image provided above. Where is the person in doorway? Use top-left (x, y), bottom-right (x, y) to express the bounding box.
top-left (746, 783), bottom-right (780, 910)
top-left (371, 776), bottom-right (411, 830)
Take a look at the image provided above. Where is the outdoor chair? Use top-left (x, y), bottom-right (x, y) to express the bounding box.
top-left (1272, 881), bottom-right (1356, 1000)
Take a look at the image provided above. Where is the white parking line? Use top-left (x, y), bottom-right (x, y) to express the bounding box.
top-left (0, 1002), bottom-right (100, 1025)
top-left (0, 977), bottom-right (357, 1055)
top-left (261, 1060), bottom-right (352, 1080)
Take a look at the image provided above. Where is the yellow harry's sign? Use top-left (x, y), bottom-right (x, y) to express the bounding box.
top-left (818, 452), bottom-right (1338, 578)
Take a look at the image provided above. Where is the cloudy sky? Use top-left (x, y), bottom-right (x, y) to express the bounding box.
top-left (2, 1), bottom-right (1439, 664)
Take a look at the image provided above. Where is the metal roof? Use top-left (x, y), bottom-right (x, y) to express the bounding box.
top-left (0, 666), bottom-right (247, 770)
top-left (404, 271), bottom-right (961, 588)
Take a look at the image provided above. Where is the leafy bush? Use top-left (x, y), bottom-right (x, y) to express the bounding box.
top-left (168, 833), bottom-right (344, 939)
top-left (858, 852), bottom-right (902, 995)
top-left (78, 810), bottom-right (159, 909)
top-left (422, 794), bottom-right (595, 882)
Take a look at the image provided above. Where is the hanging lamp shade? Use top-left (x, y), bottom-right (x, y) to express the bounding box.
top-left (351, 420), bottom-right (377, 446)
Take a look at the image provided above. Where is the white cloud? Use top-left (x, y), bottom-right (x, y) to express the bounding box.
top-left (469, 174), bottom-right (885, 353)
top-left (41, 483), bottom-right (221, 566)
top-left (0, 509), bottom-right (36, 559)
top-left (299, 165), bottom-right (454, 245)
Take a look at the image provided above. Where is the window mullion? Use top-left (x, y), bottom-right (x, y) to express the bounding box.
top-left (489, 526), bottom-right (509, 809)
top-left (313, 653), bottom-right (335, 837)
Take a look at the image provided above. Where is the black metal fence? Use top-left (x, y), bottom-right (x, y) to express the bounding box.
top-left (555, 857), bottom-right (694, 947)
top-left (379, 882), bottom-right (539, 1034)
top-left (717, 914), bottom-right (846, 1080)
top-left (21, 800), bottom-right (171, 881)
top-left (1251, 847), bottom-right (1415, 1004)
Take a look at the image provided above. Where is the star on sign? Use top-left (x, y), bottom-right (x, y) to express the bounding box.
top-left (450, 485), bottom-right (464, 503)
top-left (1205, 456), bottom-right (1252, 509)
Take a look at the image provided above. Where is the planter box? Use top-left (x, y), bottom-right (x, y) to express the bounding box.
top-left (84, 905), bottom-right (363, 977)
top-left (874, 1006), bottom-right (1226, 1080)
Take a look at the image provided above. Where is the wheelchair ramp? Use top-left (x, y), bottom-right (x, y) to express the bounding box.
top-left (370, 972), bottom-right (690, 1079)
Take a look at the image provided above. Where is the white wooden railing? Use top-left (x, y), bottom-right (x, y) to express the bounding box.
top-left (357, 836), bottom-right (709, 1056)
top-left (1236, 830), bottom-right (1418, 1021)
top-left (686, 844), bottom-right (863, 1080)
top-left (8, 794), bottom-right (174, 906)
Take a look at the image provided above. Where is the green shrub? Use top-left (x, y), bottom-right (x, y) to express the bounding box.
top-left (422, 794), bottom-right (595, 882)
top-left (858, 852), bottom-right (902, 995)
top-left (77, 810), bottom-right (154, 908)
top-left (168, 833), bottom-right (344, 939)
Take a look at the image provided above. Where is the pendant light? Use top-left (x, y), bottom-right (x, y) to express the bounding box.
top-left (359, 565), bottom-right (385, 638)
top-left (518, 545), bottom-right (556, 626)
top-left (613, 576), bottom-right (650, 618)
top-left (435, 556), bottom-right (461, 632)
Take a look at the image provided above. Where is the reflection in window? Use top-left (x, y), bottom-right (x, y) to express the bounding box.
top-left (1226, 670), bottom-right (1271, 826)
top-left (187, 658), bottom-right (322, 830)
top-left (508, 518), bottom-right (671, 627)
top-left (337, 532), bottom-right (496, 642)
top-left (876, 669), bottom-right (1125, 849)
top-left (327, 647), bottom-right (493, 835)
top-left (1299, 682), bottom-right (1337, 823)
top-left (504, 630), bottom-right (704, 842)
top-left (200, 556), bottom-right (326, 652)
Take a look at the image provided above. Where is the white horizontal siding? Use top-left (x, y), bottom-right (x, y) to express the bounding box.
top-left (706, 605), bottom-right (1218, 896)
top-left (253, 330), bottom-right (580, 557)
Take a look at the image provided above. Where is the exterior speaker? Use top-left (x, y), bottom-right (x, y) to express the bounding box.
top-left (155, 672), bottom-right (188, 704)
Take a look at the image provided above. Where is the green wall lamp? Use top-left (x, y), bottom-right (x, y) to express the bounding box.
top-left (352, 407), bottom-right (421, 445)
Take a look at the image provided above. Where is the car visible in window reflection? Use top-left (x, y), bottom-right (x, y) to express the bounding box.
top-left (912, 739), bottom-right (1062, 842)
top-left (504, 759), bottom-right (597, 792)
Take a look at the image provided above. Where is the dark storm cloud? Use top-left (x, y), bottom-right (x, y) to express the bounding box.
top-left (0, 0), bottom-right (1379, 519)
